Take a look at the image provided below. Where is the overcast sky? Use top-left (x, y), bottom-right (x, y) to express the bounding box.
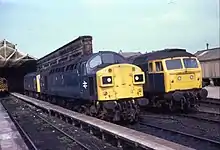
top-left (0, 0), bottom-right (219, 58)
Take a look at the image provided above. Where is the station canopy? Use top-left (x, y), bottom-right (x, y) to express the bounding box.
top-left (0, 39), bottom-right (36, 67)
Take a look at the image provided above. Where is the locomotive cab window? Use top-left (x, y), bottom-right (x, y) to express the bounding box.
top-left (102, 53), bottom-right (115, 64)
top-left (89, 55), bottom-right (102, 68)
top-left (114, 54), bottom-right (127, 63)
top-left (165, 59), bottom-right (183, 70)
top-left (155, 61), bottom-right (163, 72)
top-left (102, 53), bottom-right (126, 64)
top-left (148, 62), bottom-right (153, 72)
top-left (183, 58), bottom-right (198, 68)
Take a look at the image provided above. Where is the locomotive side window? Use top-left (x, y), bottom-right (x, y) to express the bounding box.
top-left (165, 59), bottom-right (183, 70)
top-left (183, 58), bottom-right (198, 68)
top-left (149, 63), bottom-right (153, 72)
top-left (155, 61), bottom-right (163, 72)
top-left (89, 55), bottom-right (102, 68)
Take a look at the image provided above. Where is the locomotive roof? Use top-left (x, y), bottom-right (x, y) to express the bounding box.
top-left (130, 48), bottom-right (195, 63)
top-left (24, 72), bottom-right (37, 77)
top-left (48, 51), bottom-right (127, 70)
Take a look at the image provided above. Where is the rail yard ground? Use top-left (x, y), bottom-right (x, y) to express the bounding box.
top-left (1, 96), bottom-right (119, 150)
top-left (0, 86), bottom-right (219, 150)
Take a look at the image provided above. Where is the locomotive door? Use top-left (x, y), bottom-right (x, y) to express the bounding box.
top-left (34, 77), bottom-right (37, 91)
top-left (44, 76), bottom-right (48, 91)
top-left (147, 62), bottom-right (156, 92)
top-left (153, 61), bottom-right (165, 93)
top-left (79, 62), bottom-right (89, 98)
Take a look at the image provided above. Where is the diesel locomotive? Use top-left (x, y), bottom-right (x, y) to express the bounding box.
top-left (24, 51), bottom-right (146, 122)
top-left (127, 48), bottom-right (208, 111)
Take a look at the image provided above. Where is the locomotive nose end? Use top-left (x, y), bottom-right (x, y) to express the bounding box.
top-left (199, 88), bottom-right (208, 99)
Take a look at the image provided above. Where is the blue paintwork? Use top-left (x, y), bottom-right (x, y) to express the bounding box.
top-left (24, 72), bottom-right (37, 92)
top-left (151, 73), bottom-right (165, 93)
top-left (145, 73), bottom-right (165, 93)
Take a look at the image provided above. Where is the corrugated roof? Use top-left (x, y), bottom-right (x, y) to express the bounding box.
top-left (118, 50), bottom-right (142, 58)
top-left (194, 47), bottom-right (220, 61)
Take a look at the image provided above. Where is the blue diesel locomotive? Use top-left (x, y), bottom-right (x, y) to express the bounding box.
top-left (24, 51), bottom-right (146, 122)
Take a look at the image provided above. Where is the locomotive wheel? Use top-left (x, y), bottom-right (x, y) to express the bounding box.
top-left (128, 109), bottom-right (139, 123)
top-left (168, 100), bottom-right (176, 112)
top-left (113, 110), bottom-right (121, 122)
top-left (61, 99), bottom-right (66, 108)
top-left (89, 105), bottom-right (98, 116)
top-left (78, 105), bottom-right (90, 116)
top-left (120, 100), bottom-right (140, 123)
top-left (97, 107), bottom-right (107, 120)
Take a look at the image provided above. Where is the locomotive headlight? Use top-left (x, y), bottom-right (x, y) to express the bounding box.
top-left (133, 74), bottom-right (144, 84)
top-left (107, 77), bottom-right (112, 82)
top-left (190, 75), bottom-right (194, 79)
top-left (102, 76), bottom-right (113, 84)
top-left (177, 76), bottom-right (181, 80)
top-left (135, 76), bottom-right (139, 81)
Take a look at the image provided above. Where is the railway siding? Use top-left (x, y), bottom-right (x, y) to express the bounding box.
top-left (0, 102), bottom-right (29, 150)
top-left (11, 92), bottom-right (194, 150)
top-left (1, 97), bottom-right (119, 150)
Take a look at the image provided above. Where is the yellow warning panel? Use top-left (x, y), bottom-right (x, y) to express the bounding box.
top-left (36, 74), bottom-right (41, 93)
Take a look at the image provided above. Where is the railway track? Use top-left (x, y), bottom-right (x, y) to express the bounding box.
top-left (200, 98), bottom-right (220, 106)
top-left (139, 121), bottom-right (220, 146)
top-left (130, 112), bottom-right (220, 150)
top-left (177, 111), bottom-right (220, 124)
top-left (10, 93), bottom-right (195, 150)
top-left (1, 96), bottom-right (119, 150)
top-left (1, 100), bottom-right (38, 150)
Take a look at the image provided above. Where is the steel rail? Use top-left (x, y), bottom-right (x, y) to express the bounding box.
top-left (1, 101), bottom-right (38, 150)
top-left (32, 111), bottom-right (90, 150)
top-left (139, 121), bottom-right (220, 146)
top-left (177, 113), bottom-right (220, 124)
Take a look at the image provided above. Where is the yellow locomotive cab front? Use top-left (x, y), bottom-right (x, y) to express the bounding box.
top-left (164, 57), bottom-right (202, 93)
top-left (96, 64), bottom-right (145, 101)
top-left (165, 69), bottom-right (202, 92)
